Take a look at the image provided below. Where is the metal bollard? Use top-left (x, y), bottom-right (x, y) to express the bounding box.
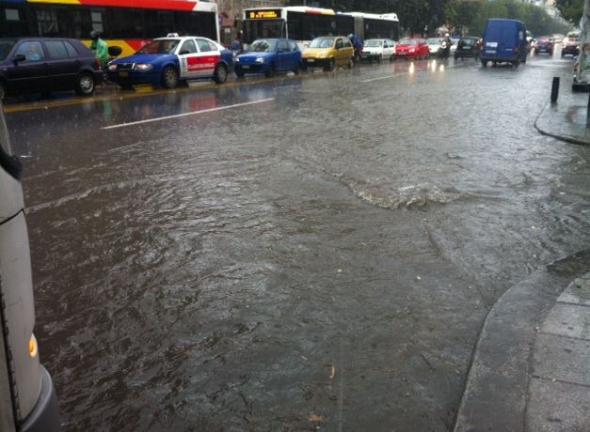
top-left (551, 77), bottom-right (560, 104)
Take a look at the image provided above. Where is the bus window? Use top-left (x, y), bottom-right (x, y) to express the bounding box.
top-left (1, 6), bottom-right (28, 37)
top-left (35, 8), bottom-right (59, 36)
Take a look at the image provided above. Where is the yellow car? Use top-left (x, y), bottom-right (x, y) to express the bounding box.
top-left (303, 36), bottom-right (354, 71)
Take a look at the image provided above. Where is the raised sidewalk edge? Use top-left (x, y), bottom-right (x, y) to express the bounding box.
top-left (534, 102), bottom-right (590, 146)
top-left (453, 249), bottom-right (590, 432)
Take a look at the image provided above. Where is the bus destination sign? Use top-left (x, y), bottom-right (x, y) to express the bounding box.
top-left (247, 9), bottom-right (281, 19)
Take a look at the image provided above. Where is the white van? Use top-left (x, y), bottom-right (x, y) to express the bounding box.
top-left (0, 102), bottom-right (60, 431)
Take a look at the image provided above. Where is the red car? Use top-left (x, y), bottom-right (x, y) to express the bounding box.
top-left (395, 39), bottom-right (430, 60)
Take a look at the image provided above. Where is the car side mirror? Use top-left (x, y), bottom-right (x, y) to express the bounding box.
top-left (108, 46), bottom-right (122, 57)
top-left (13, 54), bottom-right (26, 64)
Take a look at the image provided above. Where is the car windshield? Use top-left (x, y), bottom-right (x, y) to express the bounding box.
top-left (365, 40), bottom-right (382, 47)
top-left (0, 39), bottom-right (16, 62)
top-left (400, 39), bottom-right (417, 46)
top-left (137, 39), bottom-right (180, 55)
top-left (310, 37), bottom-right (335, 49)
top-left (461, 39), bottom-right (475, 46)
top-left (249, 39), bottom-right (277, 53)
top-left (426, 38), bottom-right (440, 45)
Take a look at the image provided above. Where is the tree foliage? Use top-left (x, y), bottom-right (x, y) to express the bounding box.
top-left (298, 0), bottom-right (570, 36)
top-left (555, 0), bottom-right (584, 24)
top-left (445, 0), bottom-right (571, 36)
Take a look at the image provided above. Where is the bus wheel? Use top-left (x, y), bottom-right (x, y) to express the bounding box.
top-left (214, 64), bottom-right (228, 84)
top-left (75, 73), bottom-right (95, 96)
top-left (162, 66), bottom-right (179, 89)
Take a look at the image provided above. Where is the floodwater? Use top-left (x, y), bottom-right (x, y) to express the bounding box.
top-left (6, 56), bottom-right (590, 431)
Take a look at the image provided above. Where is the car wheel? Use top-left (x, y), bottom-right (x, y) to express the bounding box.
top-left (293, 63), bottom-right (300, 75)
top-left (75, 73), bottom-right (95, 96)
top-left (264, 63), bottom-right (276, 78)
top-left (324, 58), bottom-right (335, 72)
top-left (481, 59), bottom-right (487, 67)
top-left (214, 63), bottom-right (228, 84)
top-left (378, 54), bottom-right (383, 63)
top-left (161, 66), bottom-right (179, 89)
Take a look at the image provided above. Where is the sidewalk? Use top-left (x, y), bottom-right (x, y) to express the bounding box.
top-left (454, 250), bottom-right (590, 432)
top-left (535, 90), bottom-right (590, 145)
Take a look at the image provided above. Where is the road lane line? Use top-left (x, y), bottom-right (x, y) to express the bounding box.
top-left (361, 75), bottom-right (397, 83)
top-left (101, 98), bottom-right (275, 130)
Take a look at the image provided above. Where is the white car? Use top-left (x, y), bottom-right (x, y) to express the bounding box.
top-left (361, 39), bottom-right (397, 62)
top-left (426, 37), bottom-right (442, 55)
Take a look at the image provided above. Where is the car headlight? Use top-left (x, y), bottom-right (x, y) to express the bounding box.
top-left (235, 57), bottom-right (240, 62)
top-left (108, 64), bottom-right (117, 72)
top-left (134, 64), bottom-right (153, 72)
top-left (256, 57), bottom-right (265, 63)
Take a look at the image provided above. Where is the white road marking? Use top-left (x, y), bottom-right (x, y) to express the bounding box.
top-left (361, 75), bottom-right (397, 83)
top-left (101, 98), bottom-right (275, 130)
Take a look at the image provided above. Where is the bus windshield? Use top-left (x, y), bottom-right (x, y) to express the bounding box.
top-left (243, 20), bottom-right (284, 45)
top-left (137, 39), bottom-right (180, 55)
top-left (310, 37), bottom-right (334, 49)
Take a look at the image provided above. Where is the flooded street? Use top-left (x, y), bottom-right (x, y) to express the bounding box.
top-left (6, 56), bottom-right (590, 431)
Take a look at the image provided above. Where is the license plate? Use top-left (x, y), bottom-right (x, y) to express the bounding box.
top-left (119, 70), bottom-right (129, 77)
top-left (242, 65), bottom-right (250, 69)
top-left (307, 59), bottom-right (315, 63)
top-left (486, 42), bottom-right (498, 48)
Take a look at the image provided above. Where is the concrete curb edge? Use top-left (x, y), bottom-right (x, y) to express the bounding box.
top-left (452, 249), bottom-right (590, 432)
top-left (534, 103), bottom-right (590, 146)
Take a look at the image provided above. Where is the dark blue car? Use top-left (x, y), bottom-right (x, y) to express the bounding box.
top-left (108, 36), bottom-right (233, 89)
top-left (235, 38), bottom-right (302, 78)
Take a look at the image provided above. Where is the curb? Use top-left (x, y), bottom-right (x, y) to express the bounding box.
top-left (453, 249), bottom-right (590, 432)
top-left (534, 103), bottom-right (590, 146)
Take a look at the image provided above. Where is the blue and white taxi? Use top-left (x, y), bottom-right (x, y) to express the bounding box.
top-left (108, 34), bottom-right (234, 89)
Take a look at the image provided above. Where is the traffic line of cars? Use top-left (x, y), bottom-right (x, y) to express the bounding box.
top-left (1, 33), bottom-right (485, 101)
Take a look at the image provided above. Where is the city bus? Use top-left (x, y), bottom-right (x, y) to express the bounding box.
top-left (242, 6), bottom-right (399, 47)
top-left (0, 0), bottom-right (220, 57)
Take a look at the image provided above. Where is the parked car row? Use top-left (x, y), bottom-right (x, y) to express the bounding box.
top-left (0, 32), bottom-right (495, 99)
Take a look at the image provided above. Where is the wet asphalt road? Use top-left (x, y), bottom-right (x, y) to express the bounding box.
top-left (6, 54), bottom-right (590, 431)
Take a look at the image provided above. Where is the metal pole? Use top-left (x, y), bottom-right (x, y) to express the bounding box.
top-left (587, 91), bottom-right (590, 126)
top-left (551, 77), bottom-right (559, 103)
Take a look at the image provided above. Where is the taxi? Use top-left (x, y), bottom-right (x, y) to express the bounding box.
top-left (107, 34), bottom-right (234, 89)
top-left (302, 36), bottom-right (354, 71)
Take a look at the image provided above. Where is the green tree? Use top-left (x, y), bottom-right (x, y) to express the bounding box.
top-left (555, 0), bottom-right (584, 24)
